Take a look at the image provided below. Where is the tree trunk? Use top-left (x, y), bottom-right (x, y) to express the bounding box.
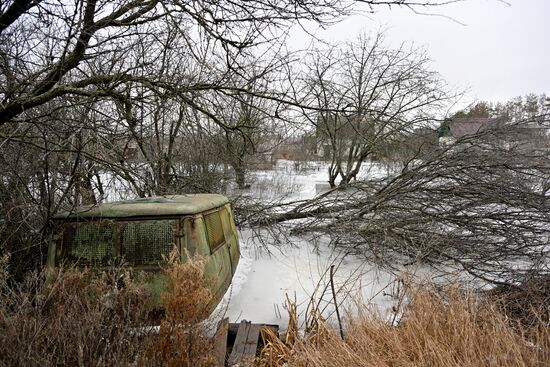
top-left (232, 162), bottom-right (247, 189)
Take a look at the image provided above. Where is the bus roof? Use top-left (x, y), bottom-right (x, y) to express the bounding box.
top-left (53, 194), bottom-right (230, 220)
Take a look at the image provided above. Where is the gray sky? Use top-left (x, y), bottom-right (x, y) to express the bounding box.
top-left (288, 0), bottom-right (550, 104)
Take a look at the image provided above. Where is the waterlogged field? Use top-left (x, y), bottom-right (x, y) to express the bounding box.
top-left (219, 230), bottom-right (399, 327)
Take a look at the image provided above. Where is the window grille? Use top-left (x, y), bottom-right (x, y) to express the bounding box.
top-left (63, 221), bottom-right (114, 266)
top-left (121, 220), bottom-right (176, 266)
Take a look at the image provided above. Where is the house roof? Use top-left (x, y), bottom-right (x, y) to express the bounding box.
top-left (447, 117), bottom-right (504, 139)
top-left (53, 194), bottom-right (229, 220)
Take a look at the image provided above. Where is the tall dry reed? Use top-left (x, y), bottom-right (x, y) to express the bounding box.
top-left (259, 286), bottom-right (550, 367)
top-left (141, 251), bottom-right (216, 367)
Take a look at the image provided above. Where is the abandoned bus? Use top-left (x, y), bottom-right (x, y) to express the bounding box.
top-left (46, 194), bottom-right (240, 313)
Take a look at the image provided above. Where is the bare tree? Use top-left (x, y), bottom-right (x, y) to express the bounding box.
top-left (216, 66), bottom-right (287, 189)
top-left (0, 1), bottom-right (473, 128)
top-left (220, 96), bottom-right (272, 190)
top-left (0, 0), bottom-right (471, 277)
top-left (299, 33), bottom-right (452, 187)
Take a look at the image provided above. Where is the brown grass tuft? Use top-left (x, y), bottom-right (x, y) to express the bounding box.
top-left (140, 250), bottom-right (216, 367)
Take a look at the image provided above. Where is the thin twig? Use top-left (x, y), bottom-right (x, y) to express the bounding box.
top-left (330, 265), bottom-right (344, 340)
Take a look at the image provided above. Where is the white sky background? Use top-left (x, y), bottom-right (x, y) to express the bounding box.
top-left (286, 0), bottom-right (550, 104)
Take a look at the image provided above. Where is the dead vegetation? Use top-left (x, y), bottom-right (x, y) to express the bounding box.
top-left (141, 251), bottom-right (216, 367)
top-left (0, 252), bottom-right (216, 367)
top-left (1, 247), bottom-right (550, 367)
top-left (257, 284), bottom-right (550, 367)
top-left (487, 274), bottom-right (550, 330)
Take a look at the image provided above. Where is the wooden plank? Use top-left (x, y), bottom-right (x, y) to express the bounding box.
top-left (228, 320), bottom-right (250, 366)
top-left (244, 323), bottom-right (261, 356)
top-left (212, 318), bottom-right (229, 367)
top-left (229, 323), bottom-right (279, 343)
top-left (227, 320), bottom-right (261, 366)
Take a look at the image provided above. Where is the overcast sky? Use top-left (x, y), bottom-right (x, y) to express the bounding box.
top-left (288, 0), bottom-right (549, 105)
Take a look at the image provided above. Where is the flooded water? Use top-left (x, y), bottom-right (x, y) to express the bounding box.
top-left (215, 160), bottom-right (401, 328)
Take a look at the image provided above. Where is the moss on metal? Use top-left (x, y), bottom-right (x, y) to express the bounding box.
top-left (54, 194), bottom-right (229, 219)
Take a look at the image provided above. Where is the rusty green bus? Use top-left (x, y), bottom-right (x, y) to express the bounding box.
top-left (46, 194), bottom-right (240, 313)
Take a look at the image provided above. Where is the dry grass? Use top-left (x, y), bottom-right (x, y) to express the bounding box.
top-left (0, 251), bottom-right (216, 367)
top-left (0, 261), bottom-right (149, 366)
top-left (258, 286), bottom-right (550, 367)
top-left (141, 251), bottom-right (216, 367)
top-left (3, 248), bottom-right (549, 367)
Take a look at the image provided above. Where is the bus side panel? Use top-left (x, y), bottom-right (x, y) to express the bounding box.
top-left (193, 215), bottom-right (231, 309)
top-left (221, 204), bottom-right (240, 275)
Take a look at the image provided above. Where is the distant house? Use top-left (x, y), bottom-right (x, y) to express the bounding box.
top-left (439, 117), bottom-right (548, 153)
top-left (438, 117), bottom-right (505, 146)
top-left (271, 136), bottom-right (313, 161)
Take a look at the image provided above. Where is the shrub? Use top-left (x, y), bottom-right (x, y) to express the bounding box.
top-left (141, 251), bottom-right (216, 367)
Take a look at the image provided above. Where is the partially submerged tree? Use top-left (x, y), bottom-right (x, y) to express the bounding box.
top-left (220, 96), bottom-right (272, 190)
top-left (217, 72), bottom-right (287, 189)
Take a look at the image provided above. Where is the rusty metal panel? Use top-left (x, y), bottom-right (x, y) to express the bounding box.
top-left (219, 206), bottom-right (231, 238)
